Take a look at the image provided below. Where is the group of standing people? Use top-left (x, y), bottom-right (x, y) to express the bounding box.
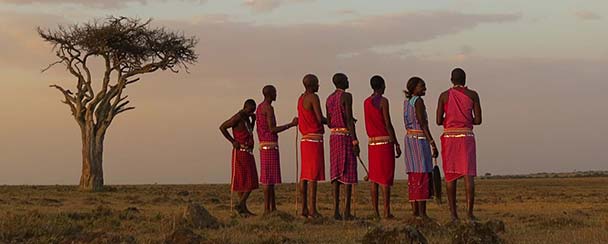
top-left (219, 68), bottom-right (482, 223)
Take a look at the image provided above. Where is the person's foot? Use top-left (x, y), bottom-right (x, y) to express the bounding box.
top-left (300, 209), bottom-right (309, 219)
top-left (467, 215), bottom-right (479, 223)
top-left (373, 211), bottom-right (381, 220)
top-left (343, 213), bottom-right (355, 221)
top-left (447, 217), bottom-right (460, 226)
top-left (235, 205), bottom-right (251, 218)
top-left (333, 213), bottom-right (342, 221)
top-left (421, 214), bottom-right (432, 221)
top-left (243, 207), bottom-right (256, 216)
top-left (384, 213), bottom-right (395, 219)
top-left (308, 211), bottom-right (322, 219)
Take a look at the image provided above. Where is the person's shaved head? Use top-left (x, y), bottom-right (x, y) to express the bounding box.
top-left (243, 99), bottom-right (256, 115)
top-left (303, 74), bottom-right (319, 92)
top-left (332, 73), bottom-right (349, 89)
top-left (262, 85), bottom-right (277, 101)
top-left (451, 68), bottom-right (466, 85)
top-left (370, 75), bottom-right (385, 90)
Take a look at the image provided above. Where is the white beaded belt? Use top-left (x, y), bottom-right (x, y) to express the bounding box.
top-left (301, 133), bottom-right (323, 143)
top-left (442, 128), bottom-right (474, 138)
top-left (330, 128), bottom-right (350, 136)
top-left (237, 146), bottom-right (253, 154)
top-left (259, 141), bottom-right (279, 150)
top-left (406, 129), bottom-right (427, 140)
top-left (368, 136), bottom-right (391, 146)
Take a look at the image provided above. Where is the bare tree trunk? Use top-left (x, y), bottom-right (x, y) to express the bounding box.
top-left (79, 122), bottom-right (105, 192)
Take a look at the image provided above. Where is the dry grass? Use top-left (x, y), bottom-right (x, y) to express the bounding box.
top-left (1, 177), bottom-right (607, 243)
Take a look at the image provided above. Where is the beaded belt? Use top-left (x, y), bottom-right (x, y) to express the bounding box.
top-left (237, 145), bottom-right (254, 154)
top-left (301, 133), bottom-right (323, 143)
top-left (406, 129), bottom-right (427, 140)
top-left (259, 141), bottom-right (279, 150)
top-left (368, 136), bottom-right (391, 146)
top-left (330, 128), bottom-right (350, 136)
top-left (442, 128), bottom-right (474, 138)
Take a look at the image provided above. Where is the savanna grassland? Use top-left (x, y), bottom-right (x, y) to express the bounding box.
top-left (1, 177), bottom-right (607, 243)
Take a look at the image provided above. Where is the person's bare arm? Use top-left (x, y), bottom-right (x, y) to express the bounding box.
top-left (381, 98), bottom-right (401, 158)
top-left (311, 94), bottom-right (327, 125)
top-left (219, 113), bottom-right (241, 149)
top-left (436, 92), bottom-right (447, 126)
top-left (326, 101), bottom-right (332, 128)
top-left (344, 92), bottom-right (360, 156)
top-left (267, 105), bottom-right (297, 133)
top-left (415, 98), bottom-right (438, 158)
top-left (472, 91), bottom-right (482, 125)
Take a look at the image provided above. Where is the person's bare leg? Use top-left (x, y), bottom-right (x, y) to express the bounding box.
top-left (382, 185), bottom-right (394, 219)
top-left (447, 180), bottom-right (459, 222)
top-left (301, 180), bottom-right (309, 217)
top-left (269, 185), bottom-right (277, 212)
top-left (344, 184), bottom-right (354, 220)
top-left (333, 181), bottom-right (342, 220)
top-left (464, 176), bottom-right (476, 221)
top-left (371, 183), bottom-right (380, 218)
top-left (411, 202), bottom-right (419, 217)
top-left (419, 201), bottom-right (429, 219)
top-left (309, 181), bottom-right (321, 218)
top-left (240, 191), bottom-right (255, 216)
top-left (263, 185), bottom-right (271, 215)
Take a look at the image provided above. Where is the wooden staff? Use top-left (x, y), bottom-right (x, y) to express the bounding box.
top-left (357, 156), bottom-right (369, 181)
top-left (231, 148), bottom-right (236, 215)
top-left (353, 183), bottom-right (357, 217)
top-left (294, 125), bottom-right (299, 215)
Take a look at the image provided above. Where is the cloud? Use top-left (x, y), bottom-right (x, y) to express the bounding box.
top-left (3, 10), bottom-right (556, 185)
top-left (0, 0), bottom-right (205, 9)
top-left (174, 11), bottom-right (519, 81)
top-left (243, 0), bottom-right (314, 13)
top-left (574, 10), bottom-right (601, 20)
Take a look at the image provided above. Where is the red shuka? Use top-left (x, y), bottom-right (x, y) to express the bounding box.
top-left (231, 127), bottom-right (259, 192)
top-left (298, 94), bottom-right (325, 181)
top-left (364, 95), bottom-right (395, 186)
top-left (441, 87), bottom-right (477, 182)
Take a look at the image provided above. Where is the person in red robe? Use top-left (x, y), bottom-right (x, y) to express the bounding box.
top-left (364, 75), bottom-right (401, 219)
top-left (256, 85), bottom-right (298, 215)
top-left (220, 99), bottom-right (259, 217)
top-left (298, 74), bottom-right (327, 218)
top-left (326, 73), bottom-right (359, 220)
top-left (437, 68), bottom-right (482, 223)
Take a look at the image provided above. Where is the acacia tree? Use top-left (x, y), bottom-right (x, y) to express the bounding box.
top-left (39, 16), bottom-right (198, 191)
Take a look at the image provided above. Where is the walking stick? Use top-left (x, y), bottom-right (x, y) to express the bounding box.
top-left (294, 125), bottom-right (299, 215)
top-left (231, 149), bottom-right (236, 216)
top-left (353, 183), bottom-right (357, 217)
top-left (356, 156), bottom-right (370, 181)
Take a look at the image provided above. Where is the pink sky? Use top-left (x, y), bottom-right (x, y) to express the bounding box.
top-left (0, 0), bottom-right (606, 184)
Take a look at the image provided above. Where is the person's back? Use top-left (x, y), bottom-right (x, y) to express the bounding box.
top-left (364, 95), bottom-right (389, 138)
top-left (326, 90), bottom-right (346, 129)
top-left (256, 101), bottom-right (278, 143)
top-left (298, 94), bottom-right (324, 136)
top-left (442, 87), bottom-right (475, 129)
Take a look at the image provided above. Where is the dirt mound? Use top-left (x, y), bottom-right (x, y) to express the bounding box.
top-left (182, 203), bottom-right (220, 229)
top-left (449, 221), bottom-right (504, 244)
top-left (255, 233), bottom-right (302, 244)
top-left (362, 225), bottom-right (428, 244)
top-left (164, 227), bottom-right (204, 244)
